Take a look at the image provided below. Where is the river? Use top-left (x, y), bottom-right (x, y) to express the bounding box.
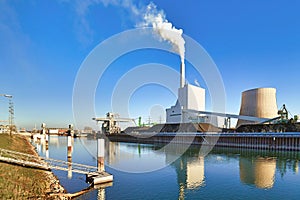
top-left (33, 135), bottom-right (300, 200)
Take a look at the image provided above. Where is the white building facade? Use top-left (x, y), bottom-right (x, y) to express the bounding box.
top-left (166, 84), bottom-right (205, 123)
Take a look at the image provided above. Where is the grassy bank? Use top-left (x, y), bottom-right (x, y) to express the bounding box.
top-left (0, 134), bottom-right (64, 199)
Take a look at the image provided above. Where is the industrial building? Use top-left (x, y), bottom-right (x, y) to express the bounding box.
top-left (237, 88), bottom-right (278, 127)
top-left (165, 62), bottom-right (220, 126)
top-left (98, 59), bottom-right (298, 133)
top-left (0, 125), bottom-right (10, 134)
top-left (166, 83), bottom-right (205, 123)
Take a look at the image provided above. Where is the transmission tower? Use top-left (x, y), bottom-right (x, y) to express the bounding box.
top-left (8, 98), bottom-right (14, 134)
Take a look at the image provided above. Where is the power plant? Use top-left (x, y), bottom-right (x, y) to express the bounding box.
top-left (165, 62), bottom-right (220, 126)
top-left (166, 82), bottom-right (205, 124)
top-left (94, 59), bottom-right (299, 134)
top-left (237, 88), bottom-right (278, 127)
top-left (166, 62), bottom-right (205, 124)
top-left (91, 56), bottom-right (300, 152)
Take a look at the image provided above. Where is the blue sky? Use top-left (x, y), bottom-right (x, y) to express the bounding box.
top-left (1, 0), bottom-right (300, 129)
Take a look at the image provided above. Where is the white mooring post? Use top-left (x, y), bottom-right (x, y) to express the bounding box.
top-left (46, 148), bottom-right (49, 159)
top-left (67, 135), bottom-right (73, 178)
top-left (45, 133), bottom-right (49, 159)
top-left (45, 134), bottom-right (49, 149)
top-left (41, 123), bottom-right (46, 134)
top-left (97, 139), bottom-right (105, 172)
top-left (40, 123), bottom-right (46, 144)
top-left (69, 124), bottom-right (74, 137)
top-left (68, 157), bottom-right (72, 179)
top-left (67, 135), bottom-right (72, 158)
top-left (86, 138), bottom-right (113, 185)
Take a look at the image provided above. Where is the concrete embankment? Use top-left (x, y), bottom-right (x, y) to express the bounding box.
top-left (0, 133), bottom-right (65, 199)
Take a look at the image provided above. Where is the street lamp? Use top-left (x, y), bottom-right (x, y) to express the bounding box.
top-left (0, 94), bottom-right (13, 135)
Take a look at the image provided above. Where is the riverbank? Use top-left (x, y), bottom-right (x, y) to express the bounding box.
top-left (0, 133), bottom-right (65, 199)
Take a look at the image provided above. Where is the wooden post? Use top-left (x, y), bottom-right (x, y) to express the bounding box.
top-left (98, 139), bottom-right (105, 172)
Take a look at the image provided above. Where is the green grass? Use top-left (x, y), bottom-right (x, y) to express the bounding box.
top-left (0, 134), bottom-right (55, 199)
top-left (0, 133), bottom-right (35, 154)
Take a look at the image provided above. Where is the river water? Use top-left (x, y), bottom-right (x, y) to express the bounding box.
top-left (33, 136), bottom-right (300, 200)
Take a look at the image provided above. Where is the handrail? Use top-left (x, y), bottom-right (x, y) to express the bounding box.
top-left (0, 148), bottom-right (98, 174)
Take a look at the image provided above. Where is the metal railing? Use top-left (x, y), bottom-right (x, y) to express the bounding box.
top-left (0, 148), bottom-right (97, 174)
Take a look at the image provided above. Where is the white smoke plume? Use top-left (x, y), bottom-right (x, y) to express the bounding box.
top-left (69, 0), bottom-right (185, 61)
top-left (139, 2), bottom-right (185, 63)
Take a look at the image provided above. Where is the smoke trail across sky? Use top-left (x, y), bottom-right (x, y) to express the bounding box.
top-left (70, 0), bottom-right (185, 61)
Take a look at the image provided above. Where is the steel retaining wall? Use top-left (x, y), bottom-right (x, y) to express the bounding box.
top-left (107, 133), bottom-right (300, 151)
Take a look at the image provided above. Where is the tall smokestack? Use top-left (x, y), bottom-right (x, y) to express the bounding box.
top-left (180, 61), bottom-right (185, 88)
top-left (141, 3), bottom-right (186, 88)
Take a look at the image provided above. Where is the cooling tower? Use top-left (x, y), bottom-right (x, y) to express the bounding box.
top-left (237, 88), bottom-right (278, 127)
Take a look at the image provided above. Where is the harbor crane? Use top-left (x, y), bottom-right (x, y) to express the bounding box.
top-left (276, 104), bottom-right (299, 124)
top-left (93, 112), bottom-right (135, 134)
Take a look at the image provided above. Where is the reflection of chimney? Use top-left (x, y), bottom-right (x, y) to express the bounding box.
top-left (180, 61), bottom-right (185, 88)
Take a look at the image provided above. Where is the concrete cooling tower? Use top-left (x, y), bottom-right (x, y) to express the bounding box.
top-left (237, 88), bottom-right (278, 127)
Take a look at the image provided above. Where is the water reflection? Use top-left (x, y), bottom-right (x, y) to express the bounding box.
top-left (211, 147), bottom-right (300, 190)
top-left (186, 157), bottom-right (205, 189)
top-left (103, 142), bottom-right (300, 199)
top-left (104, 141), bottom-right (165, 172)
top-left (160, 144), bottom-right (206, 199)
top-left (49, 135), bottom-right (61, 147)
top-left (98, 189), bottom-right (105, 200)
top-left (32, 136), bottom-right (300, 199)
top-left (106, 142), bottom-right (121, 165)
top-left (239, 157), bottom-right (276, 189)
top-left (277, 158), bottom-right (299, 177)
top-left (173, 155), bottom-right (205, 200)
top-left (104, 142), bottom-right (206, 199)
top-left (32, 134), bottom-right (49, 156)
top-left (170, 152), bottom-right (205, 187)
top-left (93, 182), bottom-right (113, 200)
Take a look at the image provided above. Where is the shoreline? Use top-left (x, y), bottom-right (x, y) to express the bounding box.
top-left (28, 134), bottom-right (97, 199)
top-left (0, 133), bottom-right (66, 199)
top-left (25, 135), bottom-right (66, 197)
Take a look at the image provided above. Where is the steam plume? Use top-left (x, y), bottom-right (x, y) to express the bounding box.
top-left (71, 1), bottom-right (186, 62)
top-left (140, 2), bottom-right (185, 63)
